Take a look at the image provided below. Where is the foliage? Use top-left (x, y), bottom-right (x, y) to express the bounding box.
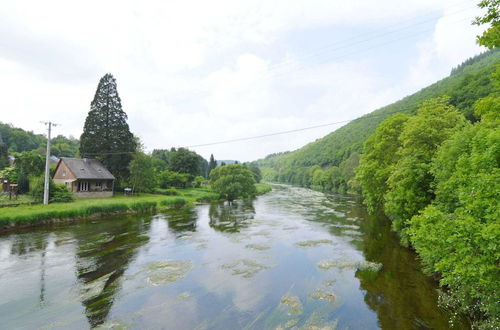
top-left (474, 0), bottom-right (500, 48)
top-left (152, 148), bottom-right (208, 178)
top-left (168, 147), bottom-right (202, 179)
top-left (193, 176), bottom-right (205, 188)
top-left (355, 114), bottom-right (410, 214)
top-left (0, 166), bottom-right (17, 183)
top-left (14, 151), bottom-right (45, 193)
top-left (157, 170), bottom-right (190, 188)
top-left (383, 98), bottom-right (467, 235)
top-left (208, 154), bottom-right (217, 175)
top-left (128, 152), bottom-right (156, 193)
top-left (29, 175), bottom-right (74, 203)
top-left (80, 73), bottom-right (136, 183)
top-left (0, 136), bottom-right (8, 170)
top-left (246, 164), bottom-right (262, 183)
top-left (407, 100), bottom-right (499, 327)
top-left (209, 164), bottom-right (257, 201)
top-left (159, 197), bottom-right (187, 208)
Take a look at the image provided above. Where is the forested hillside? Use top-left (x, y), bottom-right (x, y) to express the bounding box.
top-left (255, 48), bottom-right (500, 192)
top-left (0, 122), bottom-right (79, 157)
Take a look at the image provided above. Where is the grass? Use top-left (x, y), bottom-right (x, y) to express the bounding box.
top-left (0, 184), bottom-right (272, 230)
top-left (256, 183), bottom-right (272, 195)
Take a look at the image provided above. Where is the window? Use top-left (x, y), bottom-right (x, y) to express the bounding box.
top-left (62, 170), bottom-right (66, 177)
top-left (79, 181), bottom-right (89, 191)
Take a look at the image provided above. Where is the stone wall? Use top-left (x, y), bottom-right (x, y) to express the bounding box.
top-left (75, 191), bottom-right (113, 198)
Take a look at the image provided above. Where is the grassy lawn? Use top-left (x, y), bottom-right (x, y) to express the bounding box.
top-left (0, 184), bottom-right (272, 230)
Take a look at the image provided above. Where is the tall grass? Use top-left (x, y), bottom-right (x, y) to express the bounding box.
top-left (0, 196), bottom-right (188, 229)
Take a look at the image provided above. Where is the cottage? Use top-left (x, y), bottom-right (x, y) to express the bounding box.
top-left (53, 157), bottom-right (115, 198)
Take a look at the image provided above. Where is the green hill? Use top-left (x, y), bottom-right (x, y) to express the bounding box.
top-left (255, 48), bottom-right (500, 190)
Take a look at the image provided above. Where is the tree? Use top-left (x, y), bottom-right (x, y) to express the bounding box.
top-left (0, 133), bottom-right (8, 169)
top-left (247, 164), bottom-right (262, 183)
top-left (356, 114), bottom-right (410, 214)
top-left (157, 170), bottom-right (190, 188)
top-left (168, 148), bottom-right (201, 179)
top-left (383, 98), bottom-right (467, 236)
top-left (474, 0), bottom-right (500, 48)
top-left (209, 164), bottom-right (256, 202)
top-left (407, 97), bottom-right (499, 327)
top-left (14, 151), bottom-right (45, 193)
top-left (128, 152), bottom-right (156, 193)
top-left (80, 73), bottom-right (136, 184)
top-left (208, 154), bottom-right (217, 175)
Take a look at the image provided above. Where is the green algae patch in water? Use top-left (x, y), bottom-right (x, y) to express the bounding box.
top-left (176, 292), bottom-right (191, 300)
top-left (144, 260), bottom-right (193, 286)
top-left (279, 295), bottom-right (304, 316)
top-left (221, 259), bottom-right (273, 278)
top-left (317, 259), bottom-right (382, 272)
top-left (295, 239), bottom-right (333, 247)
top-left (245, 243), bottom-right (272, 251)
top-left (309, 288), bottom-right (336, 302)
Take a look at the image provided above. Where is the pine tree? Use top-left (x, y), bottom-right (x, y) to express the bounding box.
top-left (208, 154), bottom-right (217, 175)
top-left (80, 73), bottom-right (136, 183)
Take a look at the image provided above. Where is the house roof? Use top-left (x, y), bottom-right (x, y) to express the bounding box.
top-left (58, 157), bottom-right (115, 180)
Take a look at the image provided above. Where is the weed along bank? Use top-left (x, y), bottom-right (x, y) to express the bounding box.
top-left (53, 157), bottom-right (115, 198)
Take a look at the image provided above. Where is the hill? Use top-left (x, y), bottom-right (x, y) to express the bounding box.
top-left (254, 48), bottom-right (500, 190)
top-left (0, 122), bottom-right (79, 158)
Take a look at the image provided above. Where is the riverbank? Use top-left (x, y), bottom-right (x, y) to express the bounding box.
top-left (0, 184), bottom-right (272, 232)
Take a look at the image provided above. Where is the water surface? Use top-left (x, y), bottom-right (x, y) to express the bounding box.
top-left (0, 185), bottom-right (467, 329)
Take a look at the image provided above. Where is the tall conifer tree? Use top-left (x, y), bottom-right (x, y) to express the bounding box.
top-left (208, 154), bottom-right (217, 174)
top-left (80, 73), bottom-right (136, 183)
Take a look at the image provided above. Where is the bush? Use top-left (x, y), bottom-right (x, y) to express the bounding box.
top-left (29, 175), bottom-right (74, 203)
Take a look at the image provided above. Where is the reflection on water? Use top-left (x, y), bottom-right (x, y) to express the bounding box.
top-left (0, 185), bottom-right (468, 329)
top-left (208, 200), bottom-right (255, 233)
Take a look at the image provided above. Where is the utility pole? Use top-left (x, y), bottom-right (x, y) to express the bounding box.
top-left (42, 122), bottom-right (58, 205)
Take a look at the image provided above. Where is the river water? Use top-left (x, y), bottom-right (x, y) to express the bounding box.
top-left (0, 185), bottom-right (467, 329)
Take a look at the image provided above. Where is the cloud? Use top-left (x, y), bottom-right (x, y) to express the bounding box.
top-left (0, 0), bottom-right (487, 161)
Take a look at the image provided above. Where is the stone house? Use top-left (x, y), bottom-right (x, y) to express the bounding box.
top-left (53, 157), bottom-right (115, 198)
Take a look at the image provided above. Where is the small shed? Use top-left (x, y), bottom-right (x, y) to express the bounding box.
top-left (53, 157), bottom-right (115, 198)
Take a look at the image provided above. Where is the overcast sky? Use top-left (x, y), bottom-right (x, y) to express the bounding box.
top-left (0, 0), bottom-right (486, 161)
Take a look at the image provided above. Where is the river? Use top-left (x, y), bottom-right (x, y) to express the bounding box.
top-left (0, 184), bottom-right (468, 329)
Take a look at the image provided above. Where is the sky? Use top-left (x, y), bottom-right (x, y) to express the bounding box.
top-left (0, 0), bottom-right (487, 162)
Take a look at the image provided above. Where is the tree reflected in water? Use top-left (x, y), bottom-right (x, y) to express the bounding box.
top-left (164, 207), bottom-right (198, 234)
top-left (73, 216), bottom-right (151, 328)
top-left (209, 200), bottom-right (255, 233)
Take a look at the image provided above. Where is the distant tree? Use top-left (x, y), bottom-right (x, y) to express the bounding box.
top-left (80, 73), bottom-right (136, 184)
top-left (158, 170), bottom-right (190, 188)
top-left (208, 154), bottom-right (217, 175)
top-left (128, 152), bottom-right (156, 193)
top-left (210, 164), bottom-right (256, 202)
top-left (220, 161), bottom-right (226, 166)
top-left (247, 164), bottom-right (262, 183)
top-left (0, 133), bottom-right (8, 169)
top-left (168, 148), bottom-right (201, 179)
top-left (474, 0), bottom-right (500, 48)
top-left (49, 135), bottom-right (80, 157)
